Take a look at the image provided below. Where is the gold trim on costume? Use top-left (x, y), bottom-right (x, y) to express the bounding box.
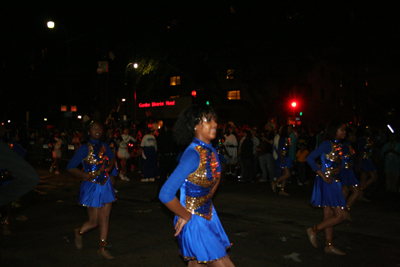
top-left (82, 143), bottom-right (109, 185)
top-left (185, 146), bottom-right (220, 221)
top-left (324, 141), bottom-right (342, 178)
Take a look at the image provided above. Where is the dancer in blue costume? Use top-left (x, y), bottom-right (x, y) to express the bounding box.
top-left (305, 120), bottom-right (347, 255)
top-left (271, 125), bottom-right (292, 196)
top-left (341, 126), bottom-right (360, 221)
top-left (67, 121), bottom-right (117, 260)
top-left (356, 127), bottom-right (377, 202)
top-left (159, 105), bottom-right (234, 267)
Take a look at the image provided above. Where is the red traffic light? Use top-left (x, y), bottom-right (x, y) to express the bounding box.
top-left (191, 90), bottom-right (197, 97)
top-left (291, 101), bottom-right (297, 107)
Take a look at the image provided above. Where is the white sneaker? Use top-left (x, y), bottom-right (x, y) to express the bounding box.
top-left (119, 174), bottom-right (126, 180)
top-left (114, 189), bottom-right (119, 193)
top-left (149, 178), bottom-right (155, 182)
top-left (123, 175), bottom-right (130, 181)
top-left (49, 167), bottom-right (53, 173)
top-left (141, 178), bottom-right (149, 182)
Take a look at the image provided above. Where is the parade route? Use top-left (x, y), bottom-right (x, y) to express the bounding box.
top-left (1, 163), bottom-right (399, 267)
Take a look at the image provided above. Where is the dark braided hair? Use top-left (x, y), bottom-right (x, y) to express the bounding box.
top-left (174, 104), bottom-right (217, 149)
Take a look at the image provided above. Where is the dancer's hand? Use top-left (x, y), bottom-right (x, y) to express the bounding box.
top-left (322, 175), bottom-right (332, 184)
top-left (174, 215), bottom-right (191, 236)
top-left (83, 173), bottom-right (94, 182)
top-left (317, 170), bottom-right (332, 184)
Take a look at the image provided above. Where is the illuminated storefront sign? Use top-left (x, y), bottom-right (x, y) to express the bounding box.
top-left (139, 100), bottom-right (176, 108)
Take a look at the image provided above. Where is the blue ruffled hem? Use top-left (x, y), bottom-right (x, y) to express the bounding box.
top-left (278, 156), bottom-right (292, 169)
top-left (175, 207), bottom-right (231, 263)
top-left (340, 169), bottom-right (359, 186)
top-left (311, 176), bottom-right (346, 208)
top-left (355, 159), bottom-right (376, 172)
top-left (78, 178), bottom-right (116, 208)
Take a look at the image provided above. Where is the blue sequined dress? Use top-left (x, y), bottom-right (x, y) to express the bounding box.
top-left (277, 137), bottom-right (292, 169)
top-left (306, 140), bottom-right (346, 208)
top-left (159, 138), bottom-right (231, 264)
top-left (340, 142), bottom-right (359, 186)
top-left (67, 139), bottom-right (116, 208)
top-left (355, 136), bottom-right (376, 172)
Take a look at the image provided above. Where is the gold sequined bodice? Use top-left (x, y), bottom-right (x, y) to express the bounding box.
top-left (362, 137), bottom-right (373, 159)
top-left (343, 143), bottom-right (355, 169)
top-left (184, 144), bottom-right (220, 221)
top-left (323, 141), bottom-right (343, 179)
top-left (82, 142), bottom-right (109, 185)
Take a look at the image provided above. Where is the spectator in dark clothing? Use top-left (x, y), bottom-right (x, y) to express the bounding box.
top-left (239, 129), bottom-right (253, 182)
top-left (154, 122), bottom-right (179, 200)
top-left (257, 130), bottom-right (275, 182)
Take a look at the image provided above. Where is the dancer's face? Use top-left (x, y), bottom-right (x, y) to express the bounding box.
top-left (335, 124), bottom-right (346, 140)
top-left (195, 116), bottom-right (217, 144)
top-left (89, 123), bottom-right (103, 140)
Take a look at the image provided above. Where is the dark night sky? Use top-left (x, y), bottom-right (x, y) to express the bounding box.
top-left (1, 1), bottom-right (399, 124)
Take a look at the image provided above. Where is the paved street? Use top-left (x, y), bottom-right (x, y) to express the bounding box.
top-left (1, 160), bottom-right (399, 267)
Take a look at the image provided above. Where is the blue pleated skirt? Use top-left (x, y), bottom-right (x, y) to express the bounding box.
top-left (278, 156), bottom-right (292, 169)
top-left (78, 177), bottom-right (116, 208)
top-left (355, 158), bottom-right (376, 172)
top-left (175, 206), bottom-right (231, 263)
top-left (311, 175), bottom-right (346, 208)
top-left (340, 169), bottom-right (359, 186)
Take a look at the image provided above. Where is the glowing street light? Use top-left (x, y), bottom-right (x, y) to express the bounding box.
top-left (47, 21), bottom-right (55, 29)
top-left (126, 62), bottom-right (139, 122)
top-left (291, 101), bottom-right (297, 108)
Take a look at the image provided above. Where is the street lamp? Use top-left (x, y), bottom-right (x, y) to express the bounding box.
top-left (46, 20), bottom-right (70, 59)
top-left (125, 62), bottom-right (138, 123)
top-left (47, 20), bottom-right (72, 107)
top-left (47, 21), bottom-right (55, 29)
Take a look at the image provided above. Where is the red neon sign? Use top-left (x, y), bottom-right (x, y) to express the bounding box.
top-left (138, 100), bottom-right (176, 108)
top-left (152, 101), bottom-right (165, 107)
top-left (139, 103), bottom-right (151, 108)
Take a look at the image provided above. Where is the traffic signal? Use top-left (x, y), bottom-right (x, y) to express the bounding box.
top-left (206, 101), bottom-right (210, 105)
top-left (191, 90), bottom-right (197, 97)
top-left (299, 111), bottom-right (303, 116)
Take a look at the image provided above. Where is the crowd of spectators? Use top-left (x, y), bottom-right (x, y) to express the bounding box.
top-left (2, 110), bottom-right (399, 194)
